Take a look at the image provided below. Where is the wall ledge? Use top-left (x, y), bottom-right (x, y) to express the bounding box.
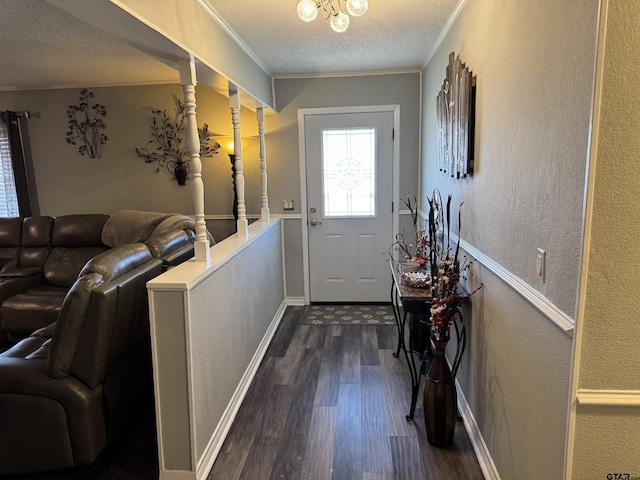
top-left (148, 217), bottom-right (281, 291)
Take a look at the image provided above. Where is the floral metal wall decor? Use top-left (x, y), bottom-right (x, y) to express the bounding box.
top-left (135, 96), bottom-right (219, 185)
top-left (65, 89), bottom-right (108, 159)
top-left (436, 52), bottom-right (476, 178)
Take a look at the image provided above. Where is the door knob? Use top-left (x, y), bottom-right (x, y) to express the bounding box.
top-left (310, 218), bottom-right (322, 226)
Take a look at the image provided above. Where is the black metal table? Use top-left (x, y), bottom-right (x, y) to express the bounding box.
top-left (389, 261), bottom-right (467, 421)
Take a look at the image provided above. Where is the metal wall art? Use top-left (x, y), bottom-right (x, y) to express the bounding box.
top-left (65, 89), bottom-right (108, 159)
top-left (436, 52), bottom-right (476, 178)
top-left (135, 96), bottom-right (219, 186)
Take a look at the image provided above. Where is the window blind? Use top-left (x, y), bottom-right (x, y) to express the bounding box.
top-left (0, 119), bottom-right (20, 217)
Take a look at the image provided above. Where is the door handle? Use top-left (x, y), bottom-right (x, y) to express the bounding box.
top-left (310, 218), bottom-right (322, 226)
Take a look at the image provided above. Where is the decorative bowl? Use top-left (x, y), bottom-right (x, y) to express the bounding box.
top-left (401, 271), bottom-right (431, 289)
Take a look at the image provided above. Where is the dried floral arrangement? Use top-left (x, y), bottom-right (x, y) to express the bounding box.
top-left (388, 194), bottom-right (429, 266)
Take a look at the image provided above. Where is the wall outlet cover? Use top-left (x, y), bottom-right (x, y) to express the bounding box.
top-left (283, 199), bottom-right (294, 210)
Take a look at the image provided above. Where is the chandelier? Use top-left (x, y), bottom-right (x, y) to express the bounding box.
top-left (297, 0), bottom-right (368, 33)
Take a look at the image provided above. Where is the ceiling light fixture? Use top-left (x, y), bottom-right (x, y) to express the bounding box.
top-left (297, 0), bottom-right (368, 33)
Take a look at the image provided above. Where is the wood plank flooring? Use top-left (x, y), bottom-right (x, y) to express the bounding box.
top-left (3, 305), bottom-right (483, 479)
top-left (209, 306), bottom-right (484, 480)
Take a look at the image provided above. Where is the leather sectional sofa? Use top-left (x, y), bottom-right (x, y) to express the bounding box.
top-left (0, 213), bottom-right (195, 343)
top-left (0, 212), bottom-right (201, 474)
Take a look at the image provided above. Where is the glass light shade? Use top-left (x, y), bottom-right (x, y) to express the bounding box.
top-left (212, 136), bottom-right (254, 156)
top-left (297, 0), bottom-right (318, 22)
top-left (330, 11), bottom-right (350, 32)
top-left (346, 0), bottom-right (368, 17)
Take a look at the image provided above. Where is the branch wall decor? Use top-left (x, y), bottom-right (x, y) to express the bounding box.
top-left (135, 96), bottom-right (219, 185)
top-left (65, 89), bottom-right (108, 159)
top-left (436, 52), bottom-right (476, 178)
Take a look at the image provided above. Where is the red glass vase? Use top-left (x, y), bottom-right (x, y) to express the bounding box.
top-left (423, 336), bottom-right (457, 448)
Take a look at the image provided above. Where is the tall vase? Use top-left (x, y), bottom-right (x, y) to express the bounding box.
top-left (174, 162), bottom-right (188, 185)
top-left (423, 337), bottom-right (457, 448)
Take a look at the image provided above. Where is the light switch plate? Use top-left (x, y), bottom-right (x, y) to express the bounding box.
top-left (536, 248), bottom-right (546, 283)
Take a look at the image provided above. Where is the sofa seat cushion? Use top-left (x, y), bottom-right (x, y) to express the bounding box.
top-left (0, 274), bottom-right (42, 305)
top-left (0, 293), bottom-right (66, 338)
top-left (22, 285), bottom-right (69, 297)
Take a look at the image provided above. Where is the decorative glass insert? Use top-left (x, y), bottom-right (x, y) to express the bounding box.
top-left (322, 127), bottom-right (376, 217)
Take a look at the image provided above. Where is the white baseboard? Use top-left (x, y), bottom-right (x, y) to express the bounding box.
top-left (160, 300), bottom-right (287, 480)
top-left (286, 296), bottom-right (306, 306)
top-left (160, 471), bottom-right (196, 480)
top-left (456, 379), bottom-right (501, 480)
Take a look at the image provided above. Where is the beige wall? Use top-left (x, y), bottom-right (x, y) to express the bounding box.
top-left (570, 0), bottom-right (640, 477)
top-left (421, 0), bottom-right (599, 478)
top-left (0, 83), bottom-right (261, 220)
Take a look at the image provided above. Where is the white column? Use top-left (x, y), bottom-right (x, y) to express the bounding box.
top-left (229, 88), bottom-right (248, 238)
top-left (257, 107), bottom-right (270, 223)
top-left (179, 57), bottom-right (210, 264)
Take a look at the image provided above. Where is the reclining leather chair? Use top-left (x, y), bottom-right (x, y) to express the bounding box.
top-left (0, 243), bottom-right (162, 474)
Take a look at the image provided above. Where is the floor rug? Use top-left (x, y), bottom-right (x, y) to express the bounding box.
top-left (303, 304), bottom-right (396, 325)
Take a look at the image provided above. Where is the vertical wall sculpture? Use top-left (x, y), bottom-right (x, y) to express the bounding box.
top-left (436, 52), bottom-right (476, 179)
top-left (256, 107), bottom-right (270, 223)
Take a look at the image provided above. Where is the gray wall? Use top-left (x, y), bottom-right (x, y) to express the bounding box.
top-left (149, 219), bottom-right (285, 474)
top-left (421, 0), bottom-right (599, 478)
top-left (273, 73), bottom-right (421, 297)
top-left (0, 84), bottom-right (261, 221)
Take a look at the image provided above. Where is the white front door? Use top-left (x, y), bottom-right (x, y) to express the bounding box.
top-left (305, 111), bottom-right (394, 302)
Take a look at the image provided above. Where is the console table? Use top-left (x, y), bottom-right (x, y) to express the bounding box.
top-left (389, 261), bottom-right (467, 421)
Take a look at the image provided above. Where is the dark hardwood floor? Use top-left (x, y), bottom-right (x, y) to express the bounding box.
top-left (1, 305), bottom-right (483, 480)
top-left (209, 306), bottom-right (484, 480)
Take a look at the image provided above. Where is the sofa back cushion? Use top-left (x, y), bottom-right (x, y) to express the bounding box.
top-left (43, 214), bottom-right (110, 287)
top-left (48, 273), bottom-right (103, 379)
top-left (144, 229), bottom-right (195, 269)
top-left (19, 216), bottom-right (54, 268)
top-left (0, 217), bottom-right (23, 270)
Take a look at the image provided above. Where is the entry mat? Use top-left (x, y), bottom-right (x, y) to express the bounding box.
top-left (303, 304), bottom-right (396, 326)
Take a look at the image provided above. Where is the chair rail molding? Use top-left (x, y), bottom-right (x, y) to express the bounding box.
top-left (448, 230), bottom-right (575, 336)
top-left (576, 389), bottom-right (640, 407)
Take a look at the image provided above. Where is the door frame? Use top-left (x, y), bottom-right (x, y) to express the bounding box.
top-left (297, 105), bottom-right (400, 304)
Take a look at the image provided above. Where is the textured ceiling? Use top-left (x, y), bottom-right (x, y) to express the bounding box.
top-left (0, 0), bottom-right (180, 90)
top-left (0, 0), bottom-right (459, 90)
top-left (204, 0), bottom-right (459, 76)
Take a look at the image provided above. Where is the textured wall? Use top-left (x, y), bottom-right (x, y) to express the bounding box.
top-left (148, 219), bottom-right (285, 473)
top-left (0, 84), bottom-right (261, 217)
top-left (422, 0), bottom-right (598, 317)
top-left (421, 0), bottom-right (599, 478)
top-left (571, 0), bottom-right (640, 477)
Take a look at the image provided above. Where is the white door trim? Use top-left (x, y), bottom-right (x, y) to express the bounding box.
top-left (297, 105), bottom-right (401, 304)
